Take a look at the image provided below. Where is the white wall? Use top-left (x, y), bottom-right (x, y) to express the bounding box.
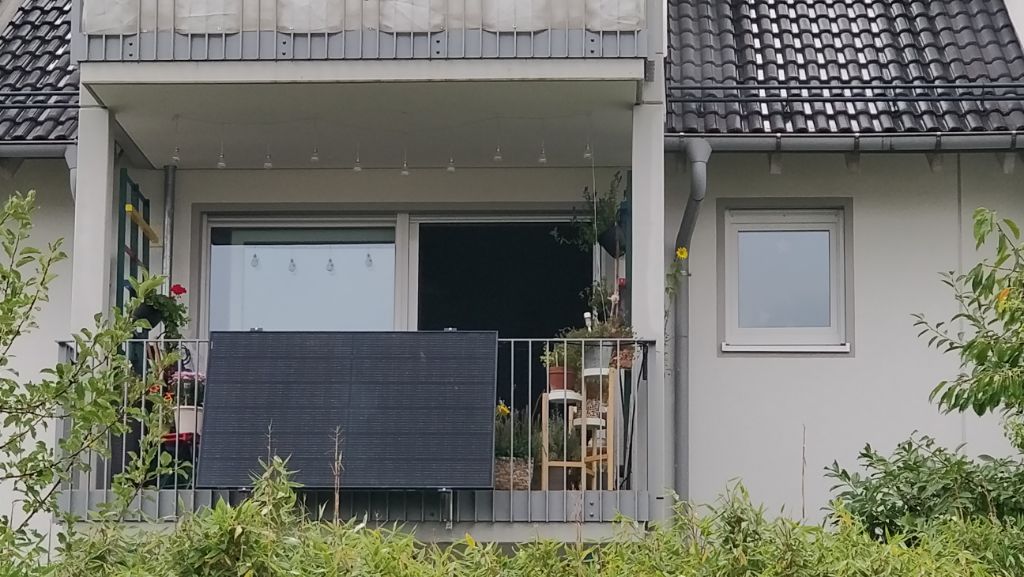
top-left (667, 152), bottom-right (1023, 519)
top-left (0, 159), bottom-right (74, 540)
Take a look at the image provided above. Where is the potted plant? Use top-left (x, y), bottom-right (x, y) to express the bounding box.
top-left (494, 402), bottom-right (537, 491)
top-left (552, 171), bottom-right (628, 258)
top-left (540, 343), bottom-right (580, 391)
top-left (133, 283), bottom-right (189, 341)
top-left (168, 370), bottom-right (206, 436)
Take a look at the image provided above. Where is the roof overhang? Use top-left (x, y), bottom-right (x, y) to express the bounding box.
top-left (664, 131), bottom-right (1024, 153)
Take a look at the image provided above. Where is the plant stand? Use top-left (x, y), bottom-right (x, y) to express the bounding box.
top-left (540, 369), bottom-right (617, 491)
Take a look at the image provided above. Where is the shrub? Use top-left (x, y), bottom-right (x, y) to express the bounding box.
top-left (49, 464), bottom-right (1023, 577)
top-left (827, 435), bottom-right (1024, 538)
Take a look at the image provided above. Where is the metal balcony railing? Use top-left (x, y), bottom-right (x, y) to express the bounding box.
top-left (59, 336), bottom-right (655, 524)
top-left (73, 0), bottom-right (652, 62)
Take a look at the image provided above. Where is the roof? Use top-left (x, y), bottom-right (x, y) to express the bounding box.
top-left (666, 0), bottom-right (1024, 134)
top-left (0, 0), bottom-right (77, 143)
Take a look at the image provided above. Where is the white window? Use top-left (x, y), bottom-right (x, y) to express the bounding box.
top-left (723, 209), bottom-right (849, 353)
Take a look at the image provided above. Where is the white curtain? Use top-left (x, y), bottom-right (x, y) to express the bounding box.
top-left (82, 0), bottom-right (644, 35)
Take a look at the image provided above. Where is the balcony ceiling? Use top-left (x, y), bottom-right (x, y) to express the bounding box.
top-left (92, 80), bottom-right (637, 169)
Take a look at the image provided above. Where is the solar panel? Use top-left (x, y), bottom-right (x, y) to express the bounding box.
top-left (196, 331), bottom-right (497, 489)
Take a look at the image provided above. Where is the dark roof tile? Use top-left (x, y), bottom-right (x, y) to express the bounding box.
top-left (667, 0), bottom-right (1024, 134)
top-left (0, 0), bottom-right (76, 143)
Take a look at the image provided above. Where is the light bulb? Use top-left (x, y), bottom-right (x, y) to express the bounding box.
top-left (310, 147), bottom-right (320, 164)
top-left (353, 159), bottom-right (362, 172)
top-left (583, 142), bottom-right (593, 160)
top-left (171, 146), bottom-right (181, 165)
top-left (446, 154), bottom-right (456, 173)
top-left (400, 161), bottom-right (410, 177)
top-left (216, 152), bottom-right (227, 169)
top-left (263, 153), bottom-right (273, 170)
top-left (492, 144), bottom-right (503, 162)
top-left (537, 141), bottom-right (548, 164)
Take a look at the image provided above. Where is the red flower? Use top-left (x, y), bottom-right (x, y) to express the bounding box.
top-left (170, 284), bottom-right (187, 296)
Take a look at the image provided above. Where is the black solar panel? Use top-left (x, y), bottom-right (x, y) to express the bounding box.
top-left (196, 331), bottom-right (497, 490)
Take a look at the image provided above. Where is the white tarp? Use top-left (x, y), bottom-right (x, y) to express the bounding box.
top-left (82, 0), bottom-right (645, 35)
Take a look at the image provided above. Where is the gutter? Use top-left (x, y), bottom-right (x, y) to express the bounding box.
top-left (0, 143), bottom-right (73, 158)
top-left (664, 131), bottom-right (1023, 152)
top-left (671, 138), bottom-right (712, 501)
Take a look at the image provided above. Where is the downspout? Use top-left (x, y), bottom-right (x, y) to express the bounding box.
top-left (161, 165), bottom-right (176, 283)
top-left (672, 138), bottom-right (712, 500)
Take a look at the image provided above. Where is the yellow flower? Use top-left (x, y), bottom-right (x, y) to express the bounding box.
top-left (496, 402), bottom-right (510, 416)
top-left (998, 287), bottom-right (1011, 306)
top-left (676, 247), bottom-right (689, 260)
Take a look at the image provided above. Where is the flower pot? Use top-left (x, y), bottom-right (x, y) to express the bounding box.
top-left (547, 366), bottom-right (578, 391)
top-left (598, 226), bottom-right (627, 258)
top-left (582, 342), bottom-right (614, 377)
top-left (174, 405), bottom-right (204, 436)
top-left (494, 457), bottom-right (532, 490)
top-left (133, 303), bottom-right (163, 328)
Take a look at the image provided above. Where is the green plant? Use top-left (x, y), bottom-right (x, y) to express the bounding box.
top-left (46, 472), bottom-right (1024, 577)
top-left (141, 283), bottom-right (189, 340)
top-left (0, 192), bottom-right (174, 573)
top-left (494, 402), bottom-right (537, 460)
top-left (915, 208), bottom-right (1024, 418)
top-left (827, 434), bottom-right (1024, 538)
top-left (540, 413), bottom-right (581, 462)
top-left (552, 171), bottom-right (625, 252)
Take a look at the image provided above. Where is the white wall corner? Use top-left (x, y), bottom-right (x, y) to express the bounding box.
top-left (1007, 0), bottom-right (1024, 45)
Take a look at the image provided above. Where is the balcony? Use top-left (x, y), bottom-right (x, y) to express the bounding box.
top-left (73, 0), bottom-right (652, 62)
top-left (59, 335), bottom-right (656, 528)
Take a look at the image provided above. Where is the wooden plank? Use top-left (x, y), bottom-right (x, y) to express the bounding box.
top-left (125, 203), bottom-right (160, 245)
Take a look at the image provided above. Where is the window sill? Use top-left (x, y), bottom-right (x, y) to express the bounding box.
top-left (721, 343), bottom-right (851, 354)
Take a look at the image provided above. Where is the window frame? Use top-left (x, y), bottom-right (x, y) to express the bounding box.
top-left (722, 208), bottom-right (849, 353)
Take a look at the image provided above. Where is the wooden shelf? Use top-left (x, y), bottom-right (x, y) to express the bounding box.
top-left (125, 203), bottom-right (160, 245)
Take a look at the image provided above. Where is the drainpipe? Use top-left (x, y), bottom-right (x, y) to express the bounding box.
top-left (672, 138), bottom-right (711, 500)
top-left (162, 165), bottom-right (176, 284)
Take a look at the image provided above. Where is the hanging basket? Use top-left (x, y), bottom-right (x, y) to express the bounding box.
top-left (597, 226), bottom-right (627, 258)
top-left (133, 303), bottom-right (164, 329)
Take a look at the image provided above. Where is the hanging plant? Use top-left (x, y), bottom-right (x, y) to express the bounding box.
top-left (552, 171), bottom-right (628, 257)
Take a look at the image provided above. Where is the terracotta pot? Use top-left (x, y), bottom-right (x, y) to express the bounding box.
top-left (547, 366), bottom-right (578, 391)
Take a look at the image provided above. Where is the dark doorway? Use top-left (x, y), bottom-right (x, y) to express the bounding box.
top-left (418, 223), bottom-right (592, 411)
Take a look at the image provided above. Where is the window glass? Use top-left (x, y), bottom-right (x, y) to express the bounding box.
top-left (209, 227), bottom-right (395, 332)
top-left (737, 230), bottom-right (831, 328)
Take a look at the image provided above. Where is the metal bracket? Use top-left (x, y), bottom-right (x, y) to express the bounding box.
top-left (768, 133), bottom-right (783, 175)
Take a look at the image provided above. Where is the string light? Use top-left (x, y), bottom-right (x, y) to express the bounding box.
top-left (583, 142), bottom-right (593, 160)
top-left (446, 153), bottom-right (456, 173)
top-left (310, 146), bottom-right (320, 164)
top-left (263, 145), bottom-right (273, 170)
top-left (400, 149), bottom-right (410, 176)
top-left (537, 141), bottom-right (548, 164)
top-left (216, 138), bottom-right (226, 169)
top-left (171, 146), bottom-right (181, 166)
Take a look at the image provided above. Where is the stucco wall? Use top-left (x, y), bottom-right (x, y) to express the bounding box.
top-left (667, 152), bottom-right (1022, 519)
top-left (0, 159), bottom-right (74, 539)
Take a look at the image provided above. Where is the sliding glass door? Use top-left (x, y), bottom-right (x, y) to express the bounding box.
top-left (208, 226), bottom-right (396, 332)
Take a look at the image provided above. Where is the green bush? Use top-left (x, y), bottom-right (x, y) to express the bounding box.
top-left (827, 435), bottom-right (1024, 539)
top-left (44, 461), bottom-right (1024, 577)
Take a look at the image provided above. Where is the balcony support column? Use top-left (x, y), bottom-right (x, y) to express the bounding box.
top-left (631, 60), bottom-right (668, 522)
top-left (70, 91), bottom-right (116, 333)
